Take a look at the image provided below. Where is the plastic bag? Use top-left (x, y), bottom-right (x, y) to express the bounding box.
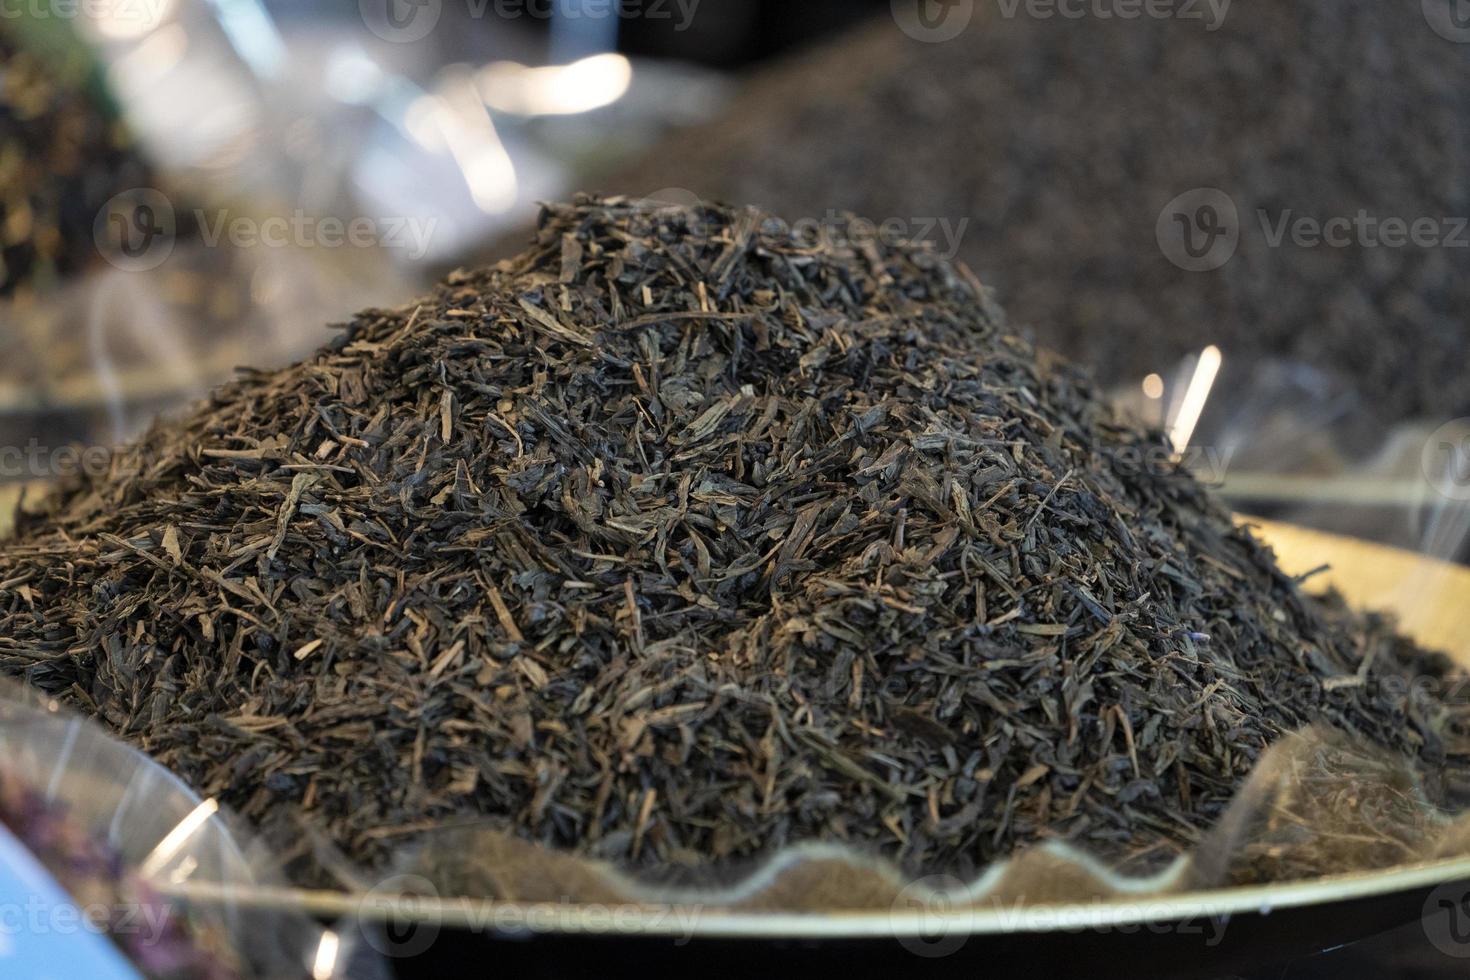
top-left (0, 681), bottom-right (373, 979)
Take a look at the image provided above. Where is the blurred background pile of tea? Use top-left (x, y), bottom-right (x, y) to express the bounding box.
top-left (1, 0), bottom-right (1467, 571)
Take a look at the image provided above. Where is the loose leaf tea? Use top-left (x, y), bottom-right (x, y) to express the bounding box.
top-left (0, 28), bottom-right (154, 298)
top-left (598, 1), bottom-right (1470, 422)
top-left (0, 198), bottom-right (1464, 882)
top-left (0, 24), bottom-right (197, 453)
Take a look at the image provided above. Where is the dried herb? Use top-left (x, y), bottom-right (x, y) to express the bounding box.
top-left (0, 29), bottom-right (155, 298)
top-left (0, 26), bottom-right (199, 453)
top-left (0, 197), bottom-right (1464, 882)
top-left (600, 1), bottom-right (1470, 422)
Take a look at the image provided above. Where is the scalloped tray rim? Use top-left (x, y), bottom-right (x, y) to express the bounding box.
top-left (161, 849), bottom-right (1470, 940)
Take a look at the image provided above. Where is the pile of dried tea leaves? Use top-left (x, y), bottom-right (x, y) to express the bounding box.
top-left (598, 0), bottom-right (1470, 423)
top-left (0, 197), bottom-right (1464, 880)
top-left (0, 29), bottom-right (155, 298)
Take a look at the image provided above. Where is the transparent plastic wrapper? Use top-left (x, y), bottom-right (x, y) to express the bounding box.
top-left (0, 4), bottom-right (415, 456)
top-left (0, 681), bottom-right (375, 978)
top-left (1113, 354), bottom-right (1470, 564)
top-left (0, 231), bottom-right (408, 453)
top-left (1109, 353), bottom-right (1470, 663)
top-left (2, 0), bottom-right (724, 459)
